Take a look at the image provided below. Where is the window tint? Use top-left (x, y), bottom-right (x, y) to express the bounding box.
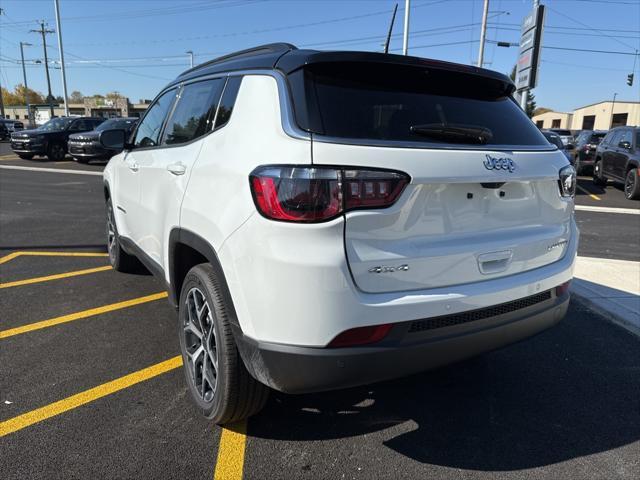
top-left (618, 130), bottom-right (632, 149)
top-left (133, 89), bottom-right (176, 147)
top-left (607, 131), bottom-right (622, 148)
top-left (588, 133), bottom-right (605, 144)
top-left (71, 119), bottom-right (92, 131)
top-left (293, 62), bottom-right (548, 146)
top-left (163, 79), bottom-right (225, 145)
top-left (214, 77), bottom-right (242, 130)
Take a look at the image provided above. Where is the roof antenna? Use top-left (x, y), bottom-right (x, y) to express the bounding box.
top-left (384, 3), bottom-right (399, 54)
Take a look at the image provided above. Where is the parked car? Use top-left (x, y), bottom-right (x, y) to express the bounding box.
top-left (549, 128), bottom-right (574, 147)
top-left (0, 119), bottom-right (24, 139)
top-left (542, 130), bottom-right (572, 162)
top-left (103, 43), bottom-right (577, 424)
top-left (10, 117), bottom-right (104, 161)
top-left (572, 130), bottom-right (607, 174)
top-left (68, 117), bottom-right (138, 163)
top-left (593, 126), bottom-right (640, 200)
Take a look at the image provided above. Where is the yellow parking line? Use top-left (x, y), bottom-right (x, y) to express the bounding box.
top-left (0, 292), bottom-right (168, 339)
top-left (0, 251), bottom-right (108, 265)
top-left (0, 265), bottom-right (112, 289)
top-left (0, 355), bottom-right (182, 437)
top-left (577, 185), bottom-right (601, 201)
top-left (214, 421), bottom-right (248, 480)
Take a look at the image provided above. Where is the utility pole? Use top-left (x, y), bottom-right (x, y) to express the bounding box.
top-left (477, 0), bottom-right (490, 67)
top-left (31, 21), bottom-right (55, 117)
top-left (186, 50), bottom-right (194, 68)
top-left (20, 42), bottom-right (33, 126)
top-left (402, 0), bottom-right (410, 55)
top-left (0, 8), bottom-right (5, 118)
top-left (53, 0), bottom-right (69, 116)
top-left (610, 93), bottom-right (617, 128)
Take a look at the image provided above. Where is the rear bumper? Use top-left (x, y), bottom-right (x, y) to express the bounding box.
top-left (235, 291), bottom-right (569, 394)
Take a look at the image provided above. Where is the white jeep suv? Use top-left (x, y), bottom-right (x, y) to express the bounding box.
top-left (102, 44), bottom-right (578, 424)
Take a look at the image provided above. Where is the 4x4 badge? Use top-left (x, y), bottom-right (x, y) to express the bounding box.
top-left (484, 155), bottom-right (516, 172)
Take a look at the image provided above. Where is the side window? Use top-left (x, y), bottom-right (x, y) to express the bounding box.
top-left (71, 119), bottom-right (90, 131)
top-left (93, 119), bottom-right (105, 129)
top-left (214, 76), bottom-right (242, 130)
top-left (133, 89), bottom-right (176, 148)
top-left (162, 78), bottom-right (225, 146)
top-left (618, 130), bottom-right (632, 149)
top-left (607, 131), bottom-right (621, 149)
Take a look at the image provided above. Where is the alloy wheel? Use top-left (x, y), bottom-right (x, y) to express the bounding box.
top-left (625, 171), bottom-right (635, 198)
top-left (50, 144), bottom-right (65, 160)
top-left (183, 287), bottom-right (218, 403)
top-left (106, 205), bottom-right (117, 263)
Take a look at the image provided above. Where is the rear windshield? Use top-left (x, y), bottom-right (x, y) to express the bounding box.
top-left (289, 62), bottom-right (549, 147)
top-left (552, 129), bottom-right (572, 136)
top-left (589, 133), bottom-right (606, 144)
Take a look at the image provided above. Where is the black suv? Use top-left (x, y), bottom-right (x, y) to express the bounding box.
top-left (11, 117), bottom-right (104, 161)
top-left (593, 126), bottom-right (640, 200)
top-left (572, 130), bottom-right (607, 174)
top-left (68, 117), bottom-right (137, 163)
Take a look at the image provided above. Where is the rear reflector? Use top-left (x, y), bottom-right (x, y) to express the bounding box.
top-left (555, 280), bottom-right (571, 297)
top-left (327, 324), bottom-right (393, 348)
top-left (250, 166), bottom-right (409, 222)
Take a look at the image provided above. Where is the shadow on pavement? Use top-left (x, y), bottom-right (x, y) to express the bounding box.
top-left (250, 301), bottom-right (640, 471)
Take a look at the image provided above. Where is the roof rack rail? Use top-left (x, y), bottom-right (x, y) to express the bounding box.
top-left (179, 43), bottom-right (297, 77)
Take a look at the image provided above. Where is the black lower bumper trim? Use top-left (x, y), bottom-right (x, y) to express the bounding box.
top-left (234, 293), bottom-right (569, 394)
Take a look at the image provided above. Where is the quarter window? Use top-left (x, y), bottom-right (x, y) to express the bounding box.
top-left (163, 78), bottom-right (225, 146)
top-left (214, 77), bottom-right (242, 130)
top-left (133, 89), bottom-right (176, 148)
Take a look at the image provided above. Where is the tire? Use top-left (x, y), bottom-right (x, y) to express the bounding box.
top-left (624, 169), bottom-right (640, 200)
top-left (18, 154), bottom-right (34, 160)
top-left (47, 142), bottom-right (66, 161)
top-left (106, 200), bottom-right (140, 272)
top-left (592, 160), bottom-right (607, 186)
top-left (178, 263), bottom-right (269, 424)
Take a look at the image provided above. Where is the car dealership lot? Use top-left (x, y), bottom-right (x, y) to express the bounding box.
top-left (1, 159), bottom-right (639, 479)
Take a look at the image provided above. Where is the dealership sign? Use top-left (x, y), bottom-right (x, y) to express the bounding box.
top-left (515, 4), bottom-right (545, 92)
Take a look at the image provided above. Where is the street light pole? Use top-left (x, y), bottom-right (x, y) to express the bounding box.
top-left (186, 50), bottom-right (194, 68)
top-left (20, 42), bottom-right (33, 126)
top-left (402, 0), bottom-right (410, 55)
top-left (477, 0), bottom-right (490, 67)
top-left (610, 93), bottom-right (617, 128)
top-left (53, 0), bottom-right (70, 116)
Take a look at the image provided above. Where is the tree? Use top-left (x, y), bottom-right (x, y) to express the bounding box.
top-left (1, 84), bottom-right (45, 105)
top-left (509, 65), bottom-right (537, 118)
top-left (69, 90), bottom-right (84, 103)
top-left (106, 91), bottom-right (121, 100)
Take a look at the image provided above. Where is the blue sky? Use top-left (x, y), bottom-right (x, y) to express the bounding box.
top-left (1, 0), bottom-right (639, 111)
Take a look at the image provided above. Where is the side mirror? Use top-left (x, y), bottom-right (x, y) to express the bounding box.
top-left (619, 141), bottom-right (631, 150)
top-left (99, 129), bottom-right (126, 150)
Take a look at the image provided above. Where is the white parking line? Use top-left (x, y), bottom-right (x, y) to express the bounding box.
top-left (0, 165), bottom-right (102, 176)
top-left (575, 205), bottom-right (640, 215)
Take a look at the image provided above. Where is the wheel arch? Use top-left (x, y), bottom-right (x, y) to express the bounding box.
top-left (168, 229), bottom-right (241, 328)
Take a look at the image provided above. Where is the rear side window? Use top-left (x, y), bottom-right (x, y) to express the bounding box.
top-left (214, 76), bottom-right (242, 130)
top-left (163, 78), bottom-right (225, 146)
top-left (589, 133), bottom-right (605, 144)
top-left (290, 62), bottom-right (548, 147)
top-left (134, 89), bottom-right (176, 147)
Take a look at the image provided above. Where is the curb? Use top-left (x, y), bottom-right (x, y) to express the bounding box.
top-left (571, 281), bottom-right (640, 337)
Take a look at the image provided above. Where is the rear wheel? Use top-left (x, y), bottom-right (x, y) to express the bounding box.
top-left (592, 161), bottom-right (607, 186)
top-left (18, 154), bottom-right (34, 160)
top-left (47, 143), bottom-right (66, 161)
top-left (624, 169), bottom-right (640, 200)
top-left (106, 200), bottom-right (140, 272)
top-left (178, 263), bottom-right (269, 424)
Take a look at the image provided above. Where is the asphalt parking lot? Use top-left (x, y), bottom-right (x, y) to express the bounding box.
top-left (1, 150), bottom-right (639, 479)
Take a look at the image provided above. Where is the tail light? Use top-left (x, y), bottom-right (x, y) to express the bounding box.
top-left (327, 323), bottom-right (393, 348)
top-left (249, 166), bottom-right (410, 223)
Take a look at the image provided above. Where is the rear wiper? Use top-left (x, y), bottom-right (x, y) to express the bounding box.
top-left (409, 123), bottom-right (493, 145)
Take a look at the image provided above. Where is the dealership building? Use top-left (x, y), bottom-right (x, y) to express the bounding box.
top-left (532, 100), bottom-right (640, 131)
top-left (2, 96), bottom-right (151, 125)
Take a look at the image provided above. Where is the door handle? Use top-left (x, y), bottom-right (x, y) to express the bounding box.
top-left (167, 162), bottom-right (186, 176)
